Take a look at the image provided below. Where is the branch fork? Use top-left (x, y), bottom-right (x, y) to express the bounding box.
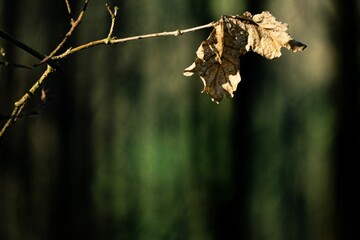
top-left (0, 0), bottom-right (215, 138)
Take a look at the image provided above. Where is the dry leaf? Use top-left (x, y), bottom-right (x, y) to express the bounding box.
top-left (184, 11), bottom-right (307, 102)
top-left (184, 17), bottom-right (248, 102)
top-left (236, 11), bottom-right (307, 59)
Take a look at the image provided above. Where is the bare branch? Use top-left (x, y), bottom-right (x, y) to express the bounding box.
top-left (35, 0), bottom-right (90, 67)
top-left (0, 30), bottom-right (48, 61)
top-left (0, 65), bottom-right (54, 138)
top-left (0, 30), bottom-right (61, 70)
top-left (52, 21), bottom-right (215, 60)
top-left (105, 4), bottom-right (118, 43)
top-left (1, 2), bottom-right (215, 138)
top-left (64, 0), bottom-right (74, 22)
top-left (0, 1), bottom-right (91, 138)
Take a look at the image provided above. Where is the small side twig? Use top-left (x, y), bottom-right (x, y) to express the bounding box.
top-left (105, 4), bottom-right (118, 43)
top-left (64, 0), bottom-right (75, 22)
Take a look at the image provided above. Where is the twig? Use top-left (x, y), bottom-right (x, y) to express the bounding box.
top-left (64, 0), bottom-right (74, 22)
top-left (0, 2), bottom-right (215, 139)
top-left (105, 4), bottom-right (118, 43)
top-left (0, 65), bottom-right (54, 138)
top-left (0, 30), bottom-right (62, 70)
top-left (0, 30), bottom-right (47, 60)
top-left (52, 22), bottom-right (215, 60)
top-left (35, 0), bottom-right (90, 67)
top-left (113, 22), bottom-right (217, 41)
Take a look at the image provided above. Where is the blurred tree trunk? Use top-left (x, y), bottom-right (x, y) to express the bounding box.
top-left (1, 0), bottom-right (70, 239)
top-left (231, 0), bottom-right (339, 239)
top-left (332, 0), bottom-right (360, 238)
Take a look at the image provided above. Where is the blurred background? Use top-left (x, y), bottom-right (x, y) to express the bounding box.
top-left (0, 0), bottom-right (359, 239)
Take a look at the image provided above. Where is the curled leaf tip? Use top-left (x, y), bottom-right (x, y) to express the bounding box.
top-left (288, 39), bottom-right (307, 52)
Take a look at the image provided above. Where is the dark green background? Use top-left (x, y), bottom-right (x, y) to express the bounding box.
top-left (1, 0), bottom-right (358, 239)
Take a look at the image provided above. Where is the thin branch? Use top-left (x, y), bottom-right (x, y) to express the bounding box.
top-left (35, 0), bottom-right (90, 67)
top-left (0, 3), bottom-right (215, 139)
top-left (0, 0), bottom-right (89, 139)
top-left (105, 4), bottom-right (118, 43)
top-left (0, 30), bottom-right (62, 70)
top-left (0, 30), bottom-right (47, 61)
top-left (53, 21), bottom-right (215, 60)
top-left (64, 0), bottom-right (74, 22)
top-left (0, 65), bottom-right (54, 138)
top-left (113, 22), bottom-right (217, 41)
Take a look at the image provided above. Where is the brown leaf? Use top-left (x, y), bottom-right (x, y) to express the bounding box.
top-left (184, 17), bottom-right (248, 102)
top-left (235, 11), bottom-right (307, 59)
top-left (184, 11), bottom-right (306, 102)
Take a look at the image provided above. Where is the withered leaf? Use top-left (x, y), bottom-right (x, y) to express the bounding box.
top-left (236, 11), bottom-right (307, 59)
top-left (184, 11), bottom-right (307, 102)
top-left (184, 17), bottom-right (248, 102)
